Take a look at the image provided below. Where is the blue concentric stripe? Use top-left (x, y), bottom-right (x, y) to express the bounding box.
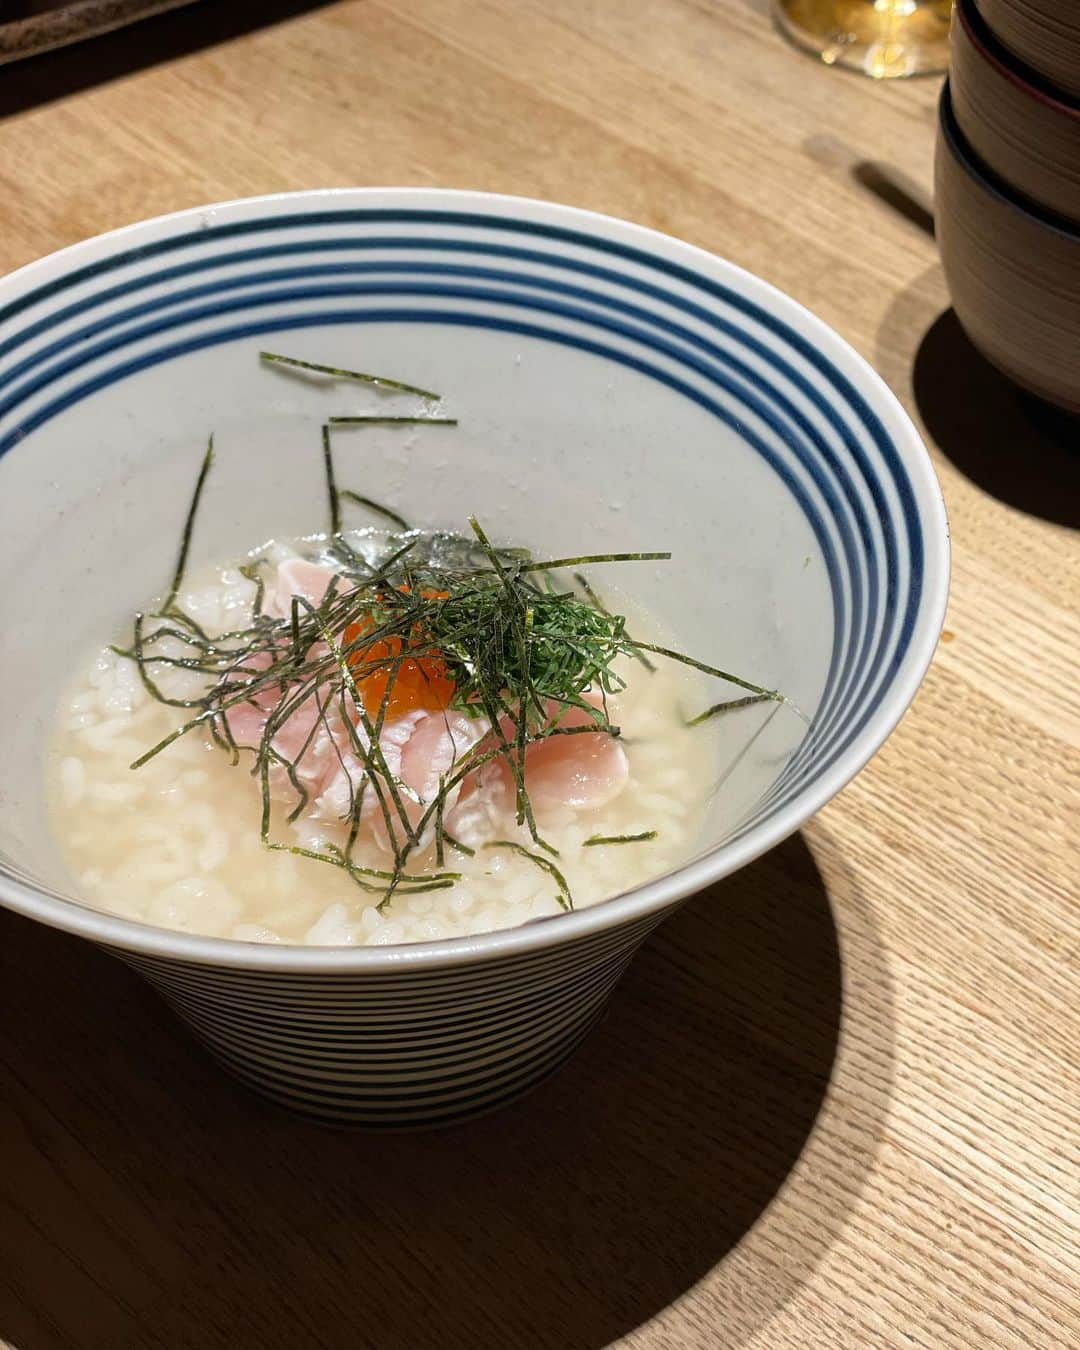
top-left (0, 208), bottom-right (921, 586)
top-left (171, 970), bottom-right (621, 1080)
top-left (0, 275), bottom-right (890, 761)
top-left (0, 207), bottom-right (925, 834)
top-left (0, 271), bottom-right (872, 728)
top-left (0, 256), bottom-right (879, 763)
top-left (124, 940), bottom-right (637, 1018)
top-left (0, 199), bottom-right (942, 1128)
top-left (0, 319), bottom-right (899, 827)
top-left (0, 302), bottom-right (853, 769)
top-left (4, 303), bottom-right (874, 826)
top-left (196, 995), bottom-right (612, 1108)
top-left (0, 229), bottom-right (919, 783)
top-left (204, 1003), bottom-right (609, 1127)
top-left (0, 210), bottom-right (925, 546)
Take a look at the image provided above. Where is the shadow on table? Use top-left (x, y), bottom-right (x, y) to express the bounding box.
top-left (0, 0), bottom-right (338, 120)
top-left (0, 832), bottom-right (893, 1350)
top-left (873, 262), bottom-right (1079, 531)
top-left (913, 309), bottom-right (1080, 529)
top-left (852, 160), bottom-right (935, 239)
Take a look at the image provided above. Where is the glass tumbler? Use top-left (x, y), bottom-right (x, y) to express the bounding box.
top-left (774, 0), bottom-right (953, 78)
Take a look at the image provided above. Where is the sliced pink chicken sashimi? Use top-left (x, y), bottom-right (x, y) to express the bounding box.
top-left (224, 560), bottom-right (629, 845)
top-left (264, 558), bottom-right (340, 619)
top-left (472, 697), bottom-right (630, 814)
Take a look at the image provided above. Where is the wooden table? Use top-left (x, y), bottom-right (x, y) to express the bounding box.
top-left (1, 3), bottom-right (1077, 1347)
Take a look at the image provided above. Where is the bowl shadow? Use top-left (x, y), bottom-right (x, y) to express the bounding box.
top-left (913, 308), bottom-right (1080, 528)
top-left (0, 832), bottom-right (892, 1350)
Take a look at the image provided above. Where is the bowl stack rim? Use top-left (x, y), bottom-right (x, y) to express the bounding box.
top-left (940, 80), bottom-right (1080, 240)
top-left (958, 0), bottom-right (1080, 119)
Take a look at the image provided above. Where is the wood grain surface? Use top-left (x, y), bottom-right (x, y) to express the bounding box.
top-left (0, 2), bottom-right (1077, 1347)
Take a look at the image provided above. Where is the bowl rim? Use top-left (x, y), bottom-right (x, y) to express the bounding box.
top-left (957, 0), bottom-right (1080, 119)
top-left (939, 80), bottom-right (1080, 241)
top-left (0, 186), bottom-right (950, 972)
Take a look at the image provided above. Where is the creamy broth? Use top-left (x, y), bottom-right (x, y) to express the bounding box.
top-left (47, 537), bottom-right (719, 946)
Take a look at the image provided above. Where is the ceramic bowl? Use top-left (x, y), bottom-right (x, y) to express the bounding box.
top-left (936, 85), bottom-right (1080, 412)
top-left (0, 189), bottom-right (949, 1127)
top-left (953, 0), bottom-right (1080, 223)
top-left (975, 0), bottom-right (1080, 100)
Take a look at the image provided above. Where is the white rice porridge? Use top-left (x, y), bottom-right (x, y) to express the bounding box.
top-left (47, 544), bottom-right (717, 946)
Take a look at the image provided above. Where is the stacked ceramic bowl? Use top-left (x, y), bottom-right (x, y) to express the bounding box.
top-left (936, 0), bottom-right (1080, 410)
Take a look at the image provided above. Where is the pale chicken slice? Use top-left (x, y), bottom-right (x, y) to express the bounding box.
top-left (225, 557), bottom-right (345, 789)
top-left (225, 685), bottom-right (342, 794)
top-left (264, 558), bottom-right (341, 620)
top-left (227, 561), bottom-right (628, 848)
top-left (398, 710), bottom-right (489, 823)
top-left (313, 709), bottom-right (426, 824)
top-left (517, 701), bottom-right (629, 810)
top-left (455, 694), bottom-right (629, 820)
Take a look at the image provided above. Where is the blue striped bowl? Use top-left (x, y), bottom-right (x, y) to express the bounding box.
top-left (0, 189), bottom-right (948, 1126)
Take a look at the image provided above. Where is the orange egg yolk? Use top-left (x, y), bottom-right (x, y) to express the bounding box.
top-left (345, 589), bottom-right (455, 720)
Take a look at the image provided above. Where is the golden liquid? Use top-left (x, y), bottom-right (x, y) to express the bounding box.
top-left (775, 0), bottom-right (953, 78)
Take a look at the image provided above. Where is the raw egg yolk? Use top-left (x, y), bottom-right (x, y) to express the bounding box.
top-left (345, 589), bottom-right (455, 720)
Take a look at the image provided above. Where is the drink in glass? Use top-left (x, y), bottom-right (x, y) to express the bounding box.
top-left (774, 0), bottom-right (953, 78)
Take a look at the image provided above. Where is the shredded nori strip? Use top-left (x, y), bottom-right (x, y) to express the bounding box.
top-left (123, 361), bottom-right (793, 915)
